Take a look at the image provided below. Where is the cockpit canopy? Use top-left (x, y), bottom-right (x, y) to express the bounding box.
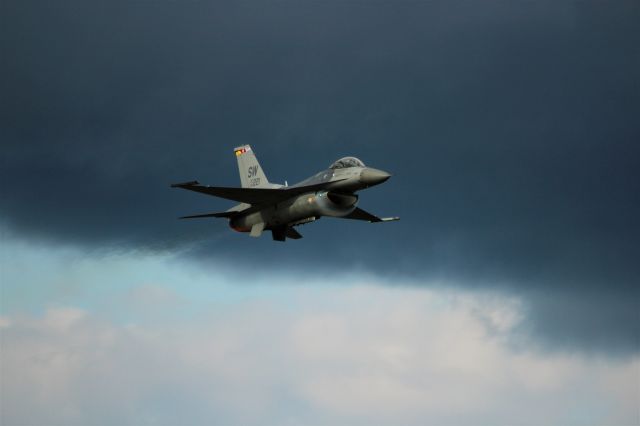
top-left (329, 157), bottom-right (366, 169)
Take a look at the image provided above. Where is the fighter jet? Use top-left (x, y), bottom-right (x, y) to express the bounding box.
top-left (171, 145), bottom-right (399, 241)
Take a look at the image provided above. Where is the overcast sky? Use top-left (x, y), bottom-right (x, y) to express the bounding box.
top-left (1, 0), bottom-right (639, 425)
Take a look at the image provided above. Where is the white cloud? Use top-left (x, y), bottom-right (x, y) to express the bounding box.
top-left (1, 285), bottom-right (638, 426)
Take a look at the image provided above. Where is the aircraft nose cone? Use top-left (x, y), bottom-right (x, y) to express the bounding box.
top-left (360, 168), bottom-right (391, 186)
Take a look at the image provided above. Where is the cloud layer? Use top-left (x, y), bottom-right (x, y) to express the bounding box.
top-left (2, 286), bottom-right (638, 426)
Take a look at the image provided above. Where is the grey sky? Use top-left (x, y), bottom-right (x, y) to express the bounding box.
top-left (2, 0), bottom-right (639, 356)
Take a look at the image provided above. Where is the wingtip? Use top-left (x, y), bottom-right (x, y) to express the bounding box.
top-left (171, 180), bottom-right (200, 188)
top-left (380, 217), bottom-right (400, 222)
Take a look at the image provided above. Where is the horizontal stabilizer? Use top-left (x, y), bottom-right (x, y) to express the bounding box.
top-left (343, 207), bottom-right (400, 223)
top-left (171, 179), bottom-right (346, 205)
top-left (179, 211), bottom-right (236, 219)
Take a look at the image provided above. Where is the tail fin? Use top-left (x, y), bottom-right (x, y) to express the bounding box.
top-left (234, 145), bottom-right (270, 188)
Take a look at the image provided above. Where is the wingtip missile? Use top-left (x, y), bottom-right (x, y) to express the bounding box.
top-left (379, 217), bottom-right (400, 222)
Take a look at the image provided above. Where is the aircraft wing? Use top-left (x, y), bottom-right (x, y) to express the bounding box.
top-left (171, 180), bottom-right (346, 205)
top-left (342, 207), bottom-right (400, 223)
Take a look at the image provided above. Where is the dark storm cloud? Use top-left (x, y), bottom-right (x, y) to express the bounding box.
top-left (2, 0), bottom-right (639, 353)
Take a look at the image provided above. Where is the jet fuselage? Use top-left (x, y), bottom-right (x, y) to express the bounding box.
top-left (172, 146), bottom-right (398, 241)
top-left (229, 166), bottom-right (390, 232)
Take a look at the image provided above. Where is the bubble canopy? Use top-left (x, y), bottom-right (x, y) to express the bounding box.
top-left (329, 157), bottom-right (366, 169)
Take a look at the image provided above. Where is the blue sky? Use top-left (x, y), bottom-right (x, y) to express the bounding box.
top-left (1, 0), bottom-right (639, 424)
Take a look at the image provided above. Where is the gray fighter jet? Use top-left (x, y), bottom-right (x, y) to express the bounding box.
top-left (171, 145), bottom-right (399, 241)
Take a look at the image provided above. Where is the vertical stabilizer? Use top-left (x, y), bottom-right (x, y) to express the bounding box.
top-left (234, 145), bottom-right (270, 188)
